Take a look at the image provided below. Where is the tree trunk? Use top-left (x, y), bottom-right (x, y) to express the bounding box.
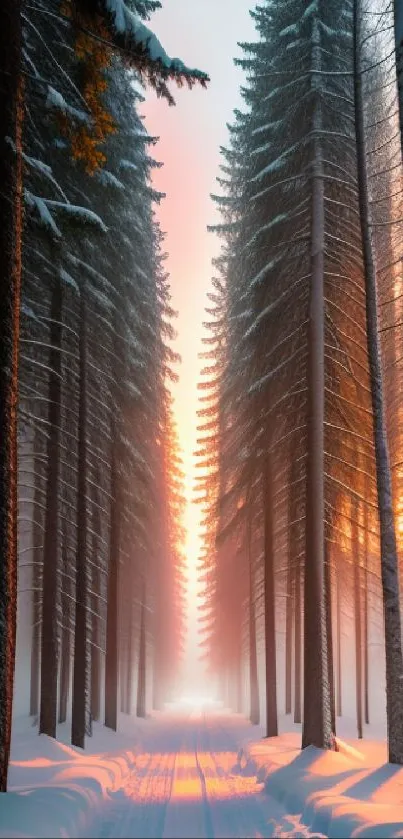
top-left (354, 0), bottom-right (403, 764)
top-left (263, 452), bottom-right (278, 737)
top-left (90, 568), bottom-right (101, 722)
top-left (363, 503), bottom-right (369, 725)
top-left (136, 580), bottom-right (146, 718)
top-left (394, 0), bottom-right (403, 160)
top-left (302, 15), bottom-right (332, 751)
top-left (126, 592), bottom-right (134, 715)
top-left (290, 455), bottom-right (302, 725)
top-left (30, 434), bottom-right (43, 718)
top-left (90, 466), bottom-right (102, 723)
top-left (285, 538), bottom-right (293, 716)
top-left (39, 276), bottom-right (63, 738)
top-left (294, 554), bottom-right (302, 724)
top-left (72, 285), bottom-right (89, 748)
top-left (235, 652), bottom-right (242, 713)
top-left (325, 538), bottom-right (336, 733)
top-left (119, 581), bottom-right (128, 714)
top-left (0, 0), bottom-right (23, 791)
top-left (105, 428), bottom-right (120, 730)
top-left (58, 519), bottom-right (71, 725)
top-left (248, 510), bottom-right (260, 725)
top-left (58, 622), bottom-right (70, 724)
top-left (353, 497), bottom-right (363, 739)
top-left (336, 561), bottom-right (342, 718)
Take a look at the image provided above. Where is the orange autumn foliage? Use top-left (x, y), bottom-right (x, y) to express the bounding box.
top-left (59, 1), bottom-right (117, 174)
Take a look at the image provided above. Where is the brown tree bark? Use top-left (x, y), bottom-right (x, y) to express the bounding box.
top-left (30, 433), bottom-right (43, 718)
top-left (248, 508), bottom-right (260, 725)
top-left (325, 537), bottom-right (336, 733)
top-left (352, 497), bottom-right (363, 739)
top-left (363, 504), bottom-right (369, 725)
top-left (394, 0), bottom-right (403, 160)
top-left (90, 466), bottom-right (102, 723)
top-left (58, 519), bottom-right (71, 725)
top-left (72, 284), bottom-right (89, 747)
top-left (285, 540), bottom-right (293, 716)
top-left (104, 429), bottom-right (121, 730)
top-left (263, 452), bottom-right (278, 738)
top-left (0, 0), bottom-right (23, 791)
top-left (336, 560), bottom-right (342, 718)
top-left (39, 275), bottom-right (63, 739)
top-left (294, 555), bottom-right (302, 725)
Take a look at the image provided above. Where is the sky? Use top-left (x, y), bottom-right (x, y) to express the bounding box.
top-left (142, 0), bottom-right (256, 691)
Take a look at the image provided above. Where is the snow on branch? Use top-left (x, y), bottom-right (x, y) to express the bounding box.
top-left (24, 191), bottom-right (108, 235)
top-left (97, 0), bottom-right (209, 103)
top-left (24, 190), bottom-right (62, 237)
top-left (95, 169), bottom-right (126, 189)
top-left (42, 200), bottom-right (108, 233)
top-left (45, 86), bottom-right (90, 125)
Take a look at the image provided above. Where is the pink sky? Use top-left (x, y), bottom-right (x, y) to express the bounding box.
top-left (143, 0), bottom-right (255, 689)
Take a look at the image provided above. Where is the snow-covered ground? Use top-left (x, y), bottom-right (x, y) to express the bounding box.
top-left (1, 705), bottom-right (403, 838)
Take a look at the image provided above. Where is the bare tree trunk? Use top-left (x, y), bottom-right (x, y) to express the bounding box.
top-left (285, 540), bottom-right (293, 716)
top-left (294, 555), bottom-right (302, 724)
top-left (90, 564), bottom-right (101, 723)
top-left (136, 579), bottom-right (146, 718)
top-left (119, 577), bottom-right (128, 714)
top-left (126, 592), bottom-right (134, 715)
top-left (353, 497), bottom-right (363, 739)
top-left (72, 285), bottom-right (89, 747)
top-left (39, 276), bottom-right (63, 738)
top-left (325, 537), bottom-right (336, 733)
top-left (354, 0), bottom-right (403, 763)
top-left (90, 466), bottom-right (102, 723)
top-left (290, 455), bottom-right (302, 725)
top-left (336, 562), bottom-right (342, 718)
top-left (105, 428), bottom-right (120, 731)
top-left (58, 520), bottom-right (71, 725)
top-left (0, 0), bottom-right (23, 791)
top-left (394, 0), bottom-right (403, 160)
top-left (235, 652), bottom-right (242, 713)
top-left (302, 15), bottom-right (332, 751)
top-left (363, 503), bottom-right (369, 725)
top-left (263, 452), bottom-right (278, 737)
top-left (30, 434), bottom-right (43, 717)
top-left (248, 510), bottom-right (259, 725)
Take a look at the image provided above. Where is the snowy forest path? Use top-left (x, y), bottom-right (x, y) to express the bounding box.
top-left (87, 709), bottom-right (325, 838)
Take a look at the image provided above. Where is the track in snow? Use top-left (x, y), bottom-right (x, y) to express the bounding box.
top-left (88, 710), bottom-right (325, 839)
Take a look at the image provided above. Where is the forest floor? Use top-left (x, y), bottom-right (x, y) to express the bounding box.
top-left (2, 705), bottom-right (403, 838)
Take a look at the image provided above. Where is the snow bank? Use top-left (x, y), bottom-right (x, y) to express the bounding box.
top-left (0, 716), bottom-right (147, 838)
top-left (240, 725), bottom-right (403, 838)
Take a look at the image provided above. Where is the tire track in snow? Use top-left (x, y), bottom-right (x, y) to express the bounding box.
top-left (95, 736), bottom-right (179, 838)
top-left (194, 720), bottom-right (215, 839)
top-left (198, 712), bottom-right (327, 839)
top-left (90, 711), bottom-right (328, 839)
